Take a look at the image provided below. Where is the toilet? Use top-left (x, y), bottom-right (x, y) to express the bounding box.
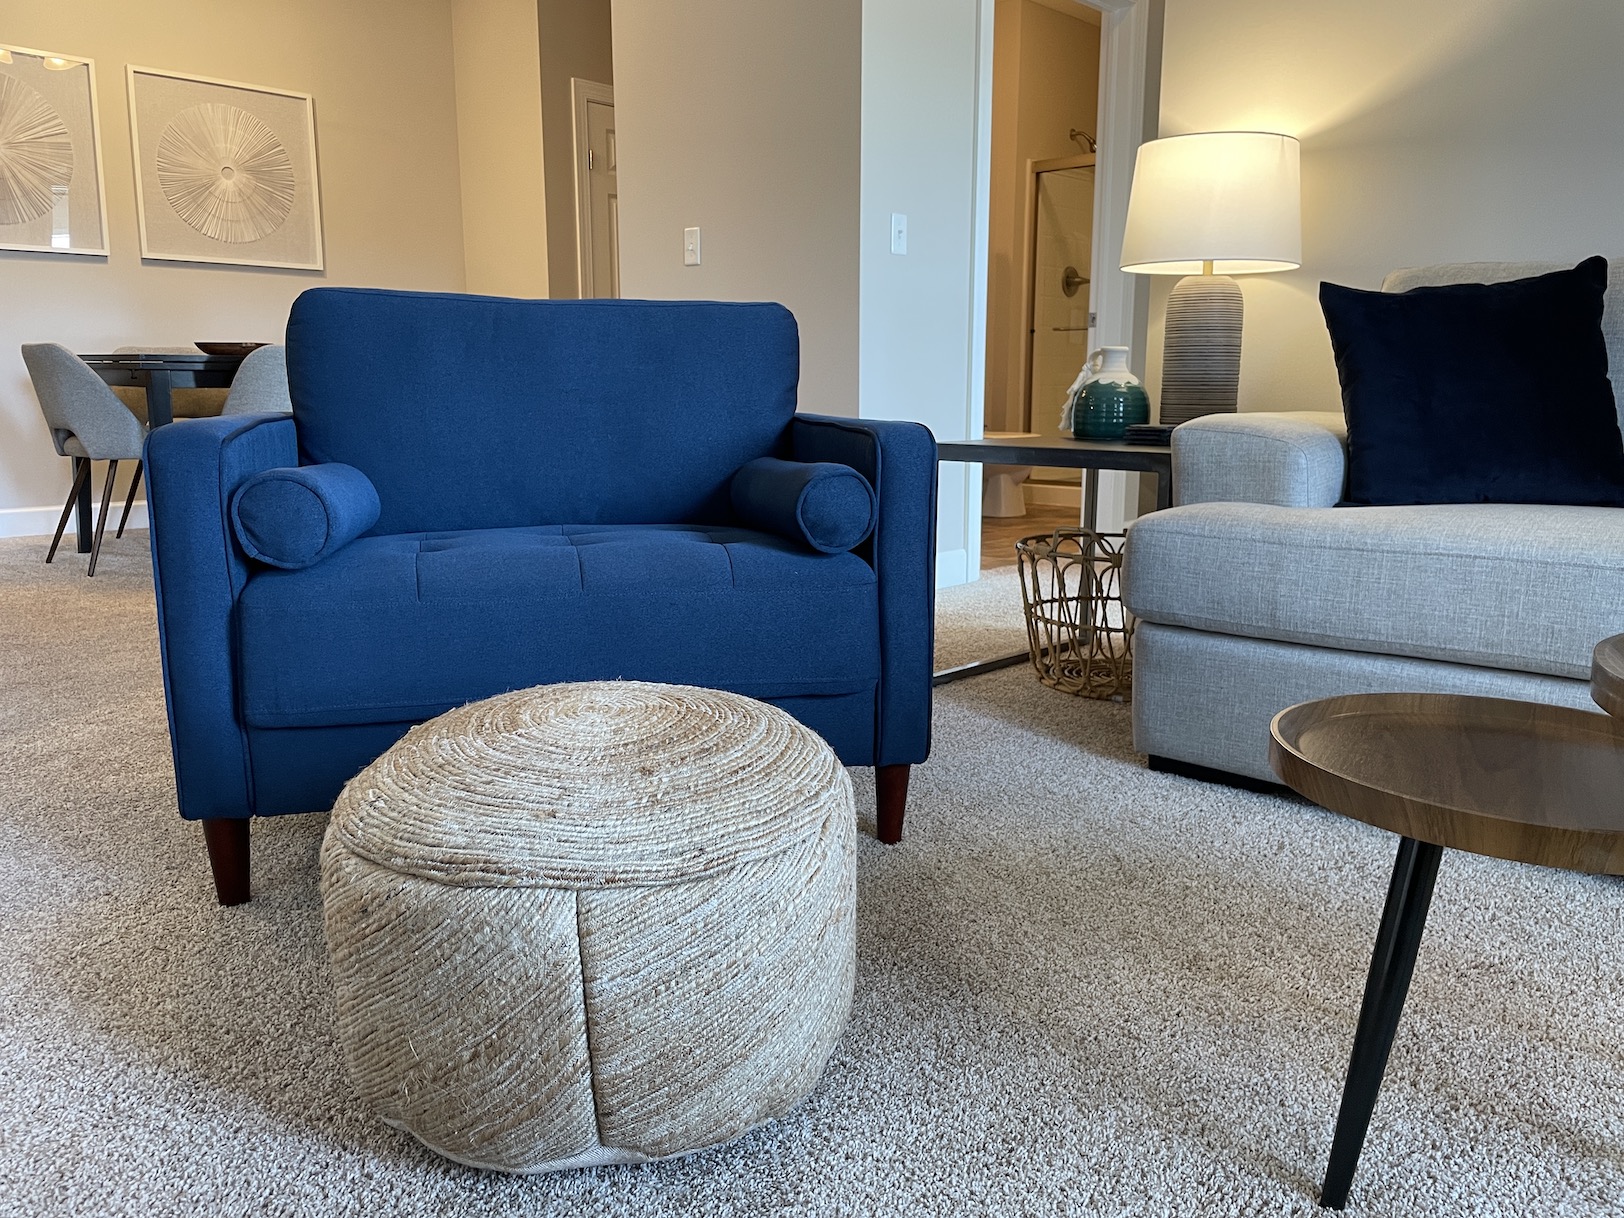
top-left (981, 431), bottom-right (1038, 518)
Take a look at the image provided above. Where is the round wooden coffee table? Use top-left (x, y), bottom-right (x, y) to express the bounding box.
top-left (1593, 634), bottom-right (1624, 717)
top-left (1269, 692), bottom-right (1624, 1211)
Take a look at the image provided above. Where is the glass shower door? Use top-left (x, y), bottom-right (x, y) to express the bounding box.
top-left (1028, 165), bottom-right (1095, 432)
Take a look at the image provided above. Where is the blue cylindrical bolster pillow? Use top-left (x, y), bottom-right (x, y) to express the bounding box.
top-left (230, 463), bottom-right (381, 569)
top-left (731, 457), bottom-right (877, 554)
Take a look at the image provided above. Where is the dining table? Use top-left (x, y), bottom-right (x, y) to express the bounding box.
top-left (71, 351), bottom-right (248, 554)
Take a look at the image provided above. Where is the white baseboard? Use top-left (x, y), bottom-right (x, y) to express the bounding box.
top-left (936, 547), bottom-right (970, 589)
top-left (0, 502), bottom-right (149, 540)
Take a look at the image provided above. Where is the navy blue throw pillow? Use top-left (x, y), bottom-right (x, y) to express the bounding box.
top-left (1319, 256), bottom-right (1624, 506)
top-left (731, 457), bottom-right (877, 554)
top-left (231, 463), bottom-right (381, 569)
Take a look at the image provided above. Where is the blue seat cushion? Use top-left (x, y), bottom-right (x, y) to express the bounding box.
top-left (235, 524), bottom-right (880, 728)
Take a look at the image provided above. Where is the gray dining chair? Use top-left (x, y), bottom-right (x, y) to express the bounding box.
top-left (21, 342), bottom-right (149, 577)
top-left (221, 344), bottom-right (291, 414)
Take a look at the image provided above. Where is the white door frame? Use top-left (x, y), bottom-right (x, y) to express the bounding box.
top-left (962, 0), bottom-right (996, 575)
top-left (1089, 0), bottom-right (1159, 367)
top-left (1087, 0), bottom-right (1162, 531)
top-left (571, 77), bottom-right (615, 299)
top-left (962, 0), bottom-right (1159, 568)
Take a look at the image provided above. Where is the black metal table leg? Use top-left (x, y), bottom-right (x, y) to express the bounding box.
top-left (1320, 835), bottom-right (1443, 1210)
top-left (932, 649), bottom-right (1031, 685)
top-left (73, 456), bottom-right (93, 553)
top-left (145, 370), bottom-right (176, 428)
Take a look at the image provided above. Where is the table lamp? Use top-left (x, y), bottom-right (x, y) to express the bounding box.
top-left (1120, 131), bottom-right (1301, 426)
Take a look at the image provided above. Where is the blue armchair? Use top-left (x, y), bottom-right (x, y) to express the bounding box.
top-left (146, 288), bottom-right (937, 904)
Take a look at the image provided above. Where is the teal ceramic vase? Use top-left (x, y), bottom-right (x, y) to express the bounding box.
top-left (1071, 346), bottom-right (1150, 440)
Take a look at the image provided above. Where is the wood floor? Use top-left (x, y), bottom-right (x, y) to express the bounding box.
top-left (979, 505), bottom-right (1080, 569)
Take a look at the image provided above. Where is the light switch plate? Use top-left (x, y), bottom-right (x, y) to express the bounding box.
top-left (683, 227), bottom-right (701, 266)
top-left (889, 213), bottom-right (907, 256)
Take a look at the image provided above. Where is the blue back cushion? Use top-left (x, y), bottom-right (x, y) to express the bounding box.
top-left (1321, 257), bottom-right (1624, 507)
top-left (285, 288), bottom-right (800, 535)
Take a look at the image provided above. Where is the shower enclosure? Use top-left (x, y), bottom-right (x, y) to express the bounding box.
top-left (1026, 159), bottom-right (1095, 433)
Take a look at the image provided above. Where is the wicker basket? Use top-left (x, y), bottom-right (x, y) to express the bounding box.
top-left (1015, 528), bottom-right (1134, 700)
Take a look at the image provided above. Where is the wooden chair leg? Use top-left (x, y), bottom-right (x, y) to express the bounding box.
top-left (116, 460), bottom-right (143, 539)
top-left (46, 459), bottom-right (92, 565)
top-left (202, 818), bottom-right (251, 906)
top-left (86, 459), bottom-right (118, 577)
top-left (876, 764), bottom-right (911, 844)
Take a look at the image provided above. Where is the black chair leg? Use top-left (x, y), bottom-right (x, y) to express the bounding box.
top-left (87, 459), bottom-right (118, 578)
top-left (46, 460), bottom-right (92, 565)
top-left (116, 461), bottom-right (143, 539)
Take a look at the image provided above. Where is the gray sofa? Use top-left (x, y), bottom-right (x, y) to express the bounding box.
top-left (1123, 260), bottom-right (1624, 783)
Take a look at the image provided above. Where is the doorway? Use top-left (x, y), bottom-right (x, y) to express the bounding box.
top-left (572, 79), bottom-right (618, 298)
top-left (979, 0), bottom-right (1104, 555)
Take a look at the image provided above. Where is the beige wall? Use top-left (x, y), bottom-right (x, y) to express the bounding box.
top-left (984, 0), bottom-right (1099, 432)
top-left (1, 0), bottom-right (466, 532)
top-left (537, 0), bottom-right (613, 298)
top-left (609, 0), bottom-right (862, 416)
top-left (1151, 0), bottom-right (1624, 415)
top-left (612, 0), bottom-right (989, 581)
top-left (454, 0), bottom-right (549, 297)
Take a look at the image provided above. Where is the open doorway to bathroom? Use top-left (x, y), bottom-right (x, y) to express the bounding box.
top-left (980, 0), bottom-right (1104, 567)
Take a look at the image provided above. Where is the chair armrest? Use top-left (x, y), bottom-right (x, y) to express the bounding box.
top-left (790, 413), bottom-right (937, 766)
top-left (145, 415), bottom-right (297, 819)
top-left (1173, 411), bottom-right (1347, 508)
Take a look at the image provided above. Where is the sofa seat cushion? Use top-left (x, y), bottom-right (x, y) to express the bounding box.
top-left (237, 524), bottom-right (880, 728)
top-left (1124, 502), bottom-right (1624, 680)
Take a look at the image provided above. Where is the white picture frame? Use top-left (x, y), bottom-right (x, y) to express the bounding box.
top-left (127, 65), bottom-right (324, 270)
top-left (0, 44), bottom-right (111, 256)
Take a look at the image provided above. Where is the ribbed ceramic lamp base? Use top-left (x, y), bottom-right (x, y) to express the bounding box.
top-left (1158, 274), bottom-right (1242, 426)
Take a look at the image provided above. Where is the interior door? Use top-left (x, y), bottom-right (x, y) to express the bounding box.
top-left (585, 99), bottom-right (619, 299)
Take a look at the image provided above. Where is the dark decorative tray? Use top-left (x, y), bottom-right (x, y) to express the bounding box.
top-left (1123, 424), bottom-right (1175, 445)
top-left (195, 342), bottom-right (268, 357)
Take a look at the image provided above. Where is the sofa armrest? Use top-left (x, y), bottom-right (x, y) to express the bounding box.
top-left (1173, 411), bottom-right (1347, 508)
top-left (790, 414), bottom-right (937, 767)
top-left (146, 415), bottom-right (298, 820)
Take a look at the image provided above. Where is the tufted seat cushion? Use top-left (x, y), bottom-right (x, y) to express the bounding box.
top-left (237, 524), bottom-right (880, 729)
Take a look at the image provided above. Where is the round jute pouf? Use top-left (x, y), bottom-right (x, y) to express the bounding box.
top-left (319, 680), bottom-right (856, 1174)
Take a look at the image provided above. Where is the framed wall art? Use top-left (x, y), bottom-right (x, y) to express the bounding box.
top-left (127, 65), bottom-right (323, 270)
top-left (0, 44), bottom-right (110, 256)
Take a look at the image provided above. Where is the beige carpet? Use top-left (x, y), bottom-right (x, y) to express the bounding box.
top-left (1, 533), bottom-right (1620, 1217)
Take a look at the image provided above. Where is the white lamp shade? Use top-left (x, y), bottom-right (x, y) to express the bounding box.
top-left (1120, 132), bottom-right (1301, 275)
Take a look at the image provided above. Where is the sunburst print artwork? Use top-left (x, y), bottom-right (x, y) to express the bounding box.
top-left (156, 103), bottom-right (294, 243)
top-left (0, 74), bottom-right (73, 225)
top-left (128, 66), bottom-right (322, 270)
top-left (0, 45), bottom-right (107, 255)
